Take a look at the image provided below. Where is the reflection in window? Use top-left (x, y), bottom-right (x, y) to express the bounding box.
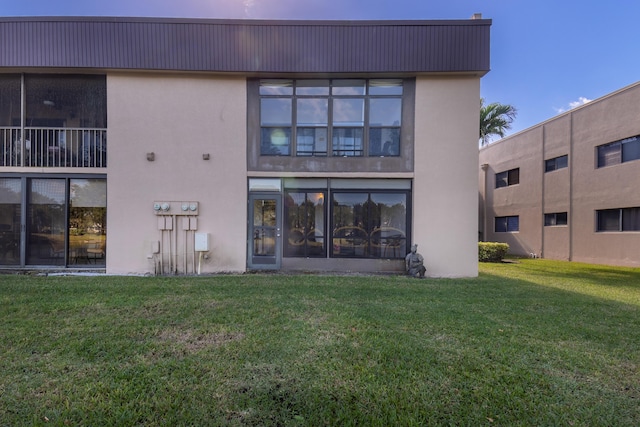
top-left (297, 128), bottom-right (327, 156)
top-left (369, 98), bottom-right (401, 156)
top-left (284, 191), bottom-right (325, 257)
top-left (69, 179), bottom-right (106, 265)
top-left (253, 199), bottom-right (277, 256)
top-left (27, 179), bottom-right (66, 265)
top-left (597, 135), bottom-right (640, 168)
top-left (259, 79), bottom-right (403, 157)
top-left (332, 128), bottom-right (363, 157)
top-left (0, 177), bottom-right (107, 267)
top-left (495, 168), bottom-right (520, 188)
top-left (296, 97), bottom-right (328, 156)
top-left (544, 212), bottom-right (567, 226)
top-left (260, 128), bottom-right (291, 155)
top-left (597, 207), bottom-right (640, 232)
top-left (332, 80), bottom-right (366, 95)
top-left (296, 80), bottom-right (329, 96)
top-left (0, 178), bottom-right (21, 265)
top-left (495, 216), bottom-right (519, 232)
top-left (332, 191), bottom-right (407, 258)
top-left (260, 98), bottom-right (292, 155)
top-left (545, 155), bottom-right (568, 172)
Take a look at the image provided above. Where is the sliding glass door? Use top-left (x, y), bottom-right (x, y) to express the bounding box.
top-left (0, 176), bottom-right (106, 267)
top-left (27, 179), bottom-right (66, 265)
top-left (0, 178), bottom-right (22, 265)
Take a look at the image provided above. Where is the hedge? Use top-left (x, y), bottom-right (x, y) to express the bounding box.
top-left (478, 242), bottom-right (509, 262)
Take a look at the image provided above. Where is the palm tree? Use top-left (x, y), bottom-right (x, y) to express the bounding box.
top-left (479, 98), bottom-right (517, 146)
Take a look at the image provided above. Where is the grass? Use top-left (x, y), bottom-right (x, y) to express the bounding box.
top-left (1, 259), bottom-right (639, 426)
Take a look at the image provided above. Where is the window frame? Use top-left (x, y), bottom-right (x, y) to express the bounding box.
top-left (544, 212), bottom-right (568, 226)
top-left (596, 207), bottom-right (640, 232)
top-left (495, 168), bottom-right (520, 189)
top-left (597, 135), bottom-right (640, 168)
top-left (495, 215), bottom-right (519, 232)
top-left (330, 189), bottom-right (410, 259)
top-left (0, 174), bottom-right (107, 267)
top-left (258, 79), bottom-right (403, 158)
top-left (544, 155), bottom-right (568, 172)
top-left (283, 190), bottom-right (327, 258)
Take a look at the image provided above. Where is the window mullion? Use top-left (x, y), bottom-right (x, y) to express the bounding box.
top-left (328, 87), bottom-right (334, 157)
top-left (619, 209), bottom-right (624, 232)
top-left (292, 89), bottom-right (297, 157)
top-left (364, 97), bottom-right (370, 157)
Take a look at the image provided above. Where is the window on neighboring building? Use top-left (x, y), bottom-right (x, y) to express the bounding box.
top-left (495, 168), bottom-right (520, 188)
top-left (596, 207), bottom-right (640, 232)
top-left (544, 212), bottom-right (568, 226)
top-left (597, 135), bottom-right (640, 168)
top-left (545, 155), bottom-right (568, 172)
top-left (259, 79), bottom-right (402, 157)
top-left (495, 216), bottom-right (519, 232)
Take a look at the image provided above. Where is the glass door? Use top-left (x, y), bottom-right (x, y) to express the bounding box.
top-left (27, 179), bottom-right (66, 265)
top-left (248, 194), bottom-right (281, 269)
top-left (0, 178), bottom-right (22, 266)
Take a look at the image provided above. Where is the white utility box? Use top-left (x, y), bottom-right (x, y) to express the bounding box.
top-left (194, 233), bottom-right (209, 252)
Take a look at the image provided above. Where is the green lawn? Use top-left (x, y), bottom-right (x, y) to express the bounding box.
top-left (1, 259), bottom-right (639, 426)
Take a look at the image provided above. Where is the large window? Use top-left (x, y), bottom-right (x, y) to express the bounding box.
top-left (495, 168), bottom-right (520, 188)
top-left (597, 135), bottom-right (640, 168)
top-left (331, 191), bottom-right (408, 258)
top-left (597, 207), bottom-right (640, 232)
top-left (260, 79), bottom-right (402, 157)
top-left (0, 74), bottom-right (107, 168)
top-left (545, 155), bottom-right (568, 172)
top-left (495, 216), bottom-right (519, 232)
top-left (0, 176), bottom-right (106, 267)
top-left (284, 191), bottom-right (326, 257)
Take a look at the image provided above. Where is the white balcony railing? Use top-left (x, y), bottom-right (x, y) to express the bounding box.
top-left (1, 127), bottom-right (106, 168)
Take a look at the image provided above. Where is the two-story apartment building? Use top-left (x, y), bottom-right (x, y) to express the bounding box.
top-left (479, 81), bottom-right (640, 267)
top-left (0, 16), bottom-right (490, 276)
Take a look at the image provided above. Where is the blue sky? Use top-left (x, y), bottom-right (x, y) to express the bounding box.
top-left (3, 0), bottom-right (639, 137)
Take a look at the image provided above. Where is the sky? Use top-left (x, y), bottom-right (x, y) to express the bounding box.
top-left (2, 0), bottom-right (639, 139)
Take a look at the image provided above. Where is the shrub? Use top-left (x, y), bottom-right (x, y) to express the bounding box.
top-left (479, 242), bottom-right (509, 262)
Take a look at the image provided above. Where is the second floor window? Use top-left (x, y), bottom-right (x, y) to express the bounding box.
top-left (495, 168), bottom-right (519, 188)
top-left (544, 212), bottom-right (568, 226)
top-left (597, 135), bottom-right (640, 168)
top-left (259, 79), bottom-right (402, 157)
top-left (545, 155), bottom-right (568, 172)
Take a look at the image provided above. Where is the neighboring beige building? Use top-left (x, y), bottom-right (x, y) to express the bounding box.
top-left (479, 81), bottom-right (640, 267)
top-left (0, 16), bottom-right (491, 277)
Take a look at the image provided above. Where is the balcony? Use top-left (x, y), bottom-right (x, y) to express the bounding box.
top-left (0, 127), bottom-right (106, 168)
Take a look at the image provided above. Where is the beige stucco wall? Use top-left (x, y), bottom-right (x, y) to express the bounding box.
top-left (570, 83), bottom-right (640, 266)
top-left (480, 127), bottom-right (544, 256)
top-left (104, 74), bottom-right (483, 276)
top-left (479, 81), bottom-right (640, 267)
top-left (414, 76), bottom-right (480, 277)
top-left (106, 73), bottom-right (248, 274)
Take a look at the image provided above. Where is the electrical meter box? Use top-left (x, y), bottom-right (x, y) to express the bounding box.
top-left (194, 233), bottom-right (209, 252)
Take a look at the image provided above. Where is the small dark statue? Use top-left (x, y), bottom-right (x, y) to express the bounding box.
top-left (405, 244), bottom-right (426, 278)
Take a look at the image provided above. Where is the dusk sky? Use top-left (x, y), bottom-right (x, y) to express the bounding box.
top-left (3, 0), bottom-right (639, 139)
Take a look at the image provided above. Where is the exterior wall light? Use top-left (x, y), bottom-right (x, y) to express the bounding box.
top-left (147, 152), bottom-right (155, 161)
